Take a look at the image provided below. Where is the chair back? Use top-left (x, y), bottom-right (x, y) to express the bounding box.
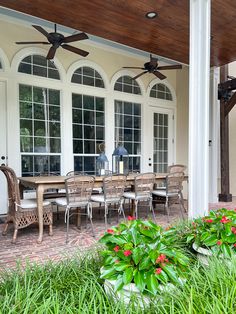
top-left (65, 175), bottom-right (95, 205)
top-left (167, 164), bottom-right (186, 174)
top-left (134, 172), bottom-right (156, 197)
top-left (66, 171), bottom-right (88, 176)
top-left (103, 175), bottom-right (126, 201)
top-left (166, 172), bottom-right (184, 195)
top-left (0, 165), bottom-right (21, 210)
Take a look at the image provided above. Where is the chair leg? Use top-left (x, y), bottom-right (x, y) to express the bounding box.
top-left (149, 197), bottom-right (157, 223)
top-left (2, 220), bottom-right (10, 236)
top-left (49, 224), bottom-right (53, 236)
top-left (135, 200), bottom-right (138, 219)
top-left (87, 204), bottom-right (95, 237)
top-left (12, 228), bottom-right (18, 244)
top-left (179, 193), bottom-right (185, 218)
top-left (104, 203), bottom-right (108, 229)
top-left (65, 208), bottom-right (70, 244)
top-left (165, 197), bottom-right (170, 223)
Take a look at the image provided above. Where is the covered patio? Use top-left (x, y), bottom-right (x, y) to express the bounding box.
top-left (0, 1), bottom-right (236, 262)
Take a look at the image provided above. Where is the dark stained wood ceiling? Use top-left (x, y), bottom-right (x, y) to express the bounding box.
top-left (0, 0), bottom-right (236, 67)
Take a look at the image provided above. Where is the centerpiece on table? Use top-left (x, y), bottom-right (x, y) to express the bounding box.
top-left (185, 208), bottom-right (236, 264)
top-left (99, 217), bottom-right (189, 306)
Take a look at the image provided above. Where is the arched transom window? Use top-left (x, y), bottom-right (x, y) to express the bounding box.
top-left (71, 66), bottom-right (105, 88)
top-left (150, 83), bottom-right (173, 101)
top-left (18, 54), bottom-right (60, 80)
top-left (114, 75), bottom-right (141, 95)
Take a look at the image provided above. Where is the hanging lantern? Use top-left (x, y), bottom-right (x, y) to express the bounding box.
top-left (96, 144), bottom-right (109, 176)
top-left (112, 143), bottom-right (129, 175)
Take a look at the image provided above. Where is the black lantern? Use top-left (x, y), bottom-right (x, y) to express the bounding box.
top-left (112, 144), bottom-right (129, 175)
top-left (96, 144), bottom-right (109, 176)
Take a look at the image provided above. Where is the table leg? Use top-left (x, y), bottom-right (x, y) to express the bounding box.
top-left (36, 185), bottom-right (44, 243)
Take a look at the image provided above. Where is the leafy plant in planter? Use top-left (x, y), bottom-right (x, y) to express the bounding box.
top-left (185, 208), bottom-right (236, 258)
top-left (99, 217), bottom-right (189, 296)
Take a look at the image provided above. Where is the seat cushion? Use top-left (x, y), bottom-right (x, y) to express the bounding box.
top-left (152, 190), bottom-right (178, 197)
top-left (91, 194), bottom-right (105, 203)
top-left (54, 197), bottom-right (67, 206)
top-left (20, 198), bottom-right (51, 209)
top-left (123, 192), bottom-right (136, 199)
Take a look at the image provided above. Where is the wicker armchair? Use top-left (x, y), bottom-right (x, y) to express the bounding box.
top-left (0, 166), bottom-right (53, 243)
top-left (123, 172), bottom-right (156, 221)
top-left (91, 174), bottom-right (126, 228)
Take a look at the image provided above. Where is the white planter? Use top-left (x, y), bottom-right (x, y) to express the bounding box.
top-left (192, 242), bottom-right (213, 266)
top-left (104, 279), bottom-right (151, 308)
top-left (103, 278), bottom-right (182, 308)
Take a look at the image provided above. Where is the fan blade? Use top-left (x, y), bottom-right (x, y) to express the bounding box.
top-left (32, 25), bottom-right (50, 38)
top-left (16, 41), bottom-right (50, 45)
top-left (63, 32), bottom-right (88, 43)
top-left (153, 71), bottom-right (166, 80)
top-left (132, 71), bottom-right (148, 80)
top-left (61, 44), bottom-right (89, 57)
top-left (157, 65), bottom-right (182, 70)
top-left (46, 46), bottom-right (57, 60)
top-left (123, 66), bottom-right (144, 69)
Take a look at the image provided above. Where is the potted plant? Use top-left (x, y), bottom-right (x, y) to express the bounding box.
top-left (185, 208), bottom-right (236, 263)
top-left (99, 217), bottom-right (189, 305)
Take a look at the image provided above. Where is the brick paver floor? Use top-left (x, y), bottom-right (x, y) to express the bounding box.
top-left (0, 199), bottom-right (235, 270)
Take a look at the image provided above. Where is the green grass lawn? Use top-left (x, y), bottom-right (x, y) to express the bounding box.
top-left (0, 246), bottom-right (235, 314)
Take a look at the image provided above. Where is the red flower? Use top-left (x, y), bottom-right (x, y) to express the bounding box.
top-left (220, 216), bottom-right (231, 224)
top-left (205, 219), bottom-right (213, 223)
top-left (217, 240), bottom-right (222, 245)
top-left (155, 268), bottom-right (162, 275)
top-left (113, 245), bottom-right (120, 252)
top-left (123, 250), bottom-right (132, 256)
top-left (156, 254), bottom-right (167, 263)
top-left (233, 243), bottom-right (236, 247)
top-left (231, 227), bottom-right (236, 235)
top-left (107, 229), bottom-right (114, 234)
top-left (128, 216), bottom-right (136, 221)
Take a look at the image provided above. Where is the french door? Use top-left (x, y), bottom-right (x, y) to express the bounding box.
top-left (148, 107), bottom-right (174, 173)
top-left (0, 81), bottom-right (8, 214)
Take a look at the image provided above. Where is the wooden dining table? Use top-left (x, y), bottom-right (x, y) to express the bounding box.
top-left (18, 173), bottom-right (180, 243)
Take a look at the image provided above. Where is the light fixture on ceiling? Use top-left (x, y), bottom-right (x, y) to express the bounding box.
top-left (145, 11), bottom-right (158, 19)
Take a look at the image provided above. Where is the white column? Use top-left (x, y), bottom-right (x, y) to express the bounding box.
top-left (188, 0), bottom-right (211, 218)
top-left (209, 67), bottom-right (220, 203)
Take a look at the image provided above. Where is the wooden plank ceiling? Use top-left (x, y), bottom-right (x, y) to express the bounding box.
top-left (0, 0), bottom-right (235, 67)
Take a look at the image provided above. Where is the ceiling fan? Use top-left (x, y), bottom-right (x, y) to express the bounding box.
top-left (123, 54), bottom-right (182, 80)
top-left (16, 24), bottom-right (89, 60)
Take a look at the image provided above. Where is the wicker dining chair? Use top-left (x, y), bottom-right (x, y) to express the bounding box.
top-left (0, 165), bottom-right (53, 243)
top-left (90, 174), bottom-right (127, 228)
top-left (123, 172), bottom-right (156, 221)
top-left (54, 175), bottom-right (95, 243)
top-left (152, 171), bottom-right (185, 222)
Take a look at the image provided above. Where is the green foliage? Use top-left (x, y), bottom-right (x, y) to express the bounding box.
top-left (99, 219), bottom-right (190, 295)
top-left (182, 208), bottom-right (236, 257)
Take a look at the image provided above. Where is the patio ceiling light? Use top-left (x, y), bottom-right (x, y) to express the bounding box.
top-left (145, 11), bottom-right (158, 19)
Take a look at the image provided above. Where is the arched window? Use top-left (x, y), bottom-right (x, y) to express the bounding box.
top-left (18, 55), bottom-right (60, 80)
top-left (71, 66), bottom-right (105, 174)
top-left (113, 76), bottom-right (142, 172)
top-left (114, 75), bottom-right (141, 95)
top-left (18, 55), bottom-right (61, 176)
top-left (150, 83), bottom-right (173, 100)
top-left (71, 66), bottom-right (105, 88)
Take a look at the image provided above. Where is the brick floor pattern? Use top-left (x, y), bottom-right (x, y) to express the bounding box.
top-left (0, 200), bottom-right (235, 270)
